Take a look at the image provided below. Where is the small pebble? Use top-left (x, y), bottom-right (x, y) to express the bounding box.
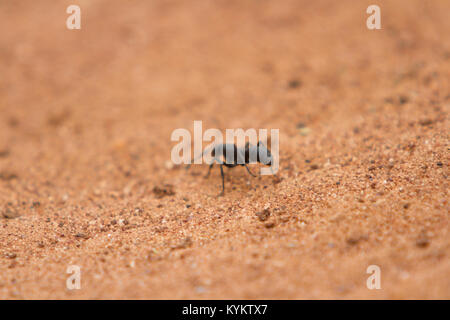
top-left (264, 222), bottom-right (276, 228)
top-left (416, 236), bottom-right (430, 248)
top-left (256, 209), bottom-right (270, 222)
top-left (75, 233), bottom-right (89, 239)
top-left (2, 207), bottom-right (20, 219)
top-left (288, 79), bottom-right (302, 89)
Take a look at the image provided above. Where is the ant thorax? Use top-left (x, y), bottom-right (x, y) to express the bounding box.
top-left (208, 144), bottom-right (246, 165)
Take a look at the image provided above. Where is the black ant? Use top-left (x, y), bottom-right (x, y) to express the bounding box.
top-left (186, 141), bottom-right (273, 196)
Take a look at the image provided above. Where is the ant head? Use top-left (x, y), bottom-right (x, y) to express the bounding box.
top-left (245, 141), bottom-right (272, 166)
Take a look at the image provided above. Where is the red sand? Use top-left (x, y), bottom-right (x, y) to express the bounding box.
top-left (0, 0), bottom-right (448, 299)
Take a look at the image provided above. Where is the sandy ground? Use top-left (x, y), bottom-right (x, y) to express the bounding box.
top-left (0, 0), bottom-right (449, 299)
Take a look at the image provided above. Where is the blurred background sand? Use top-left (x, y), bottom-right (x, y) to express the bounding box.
top-left (0, 0), bottom-right (448, 298)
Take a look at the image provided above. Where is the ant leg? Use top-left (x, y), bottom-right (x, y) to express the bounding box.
top-left (218, 164), bottom-right (225, 196)
top-left (244, 164), bottom-right (257, 177)
top-left (204, 163), bottom-right (214, 178)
